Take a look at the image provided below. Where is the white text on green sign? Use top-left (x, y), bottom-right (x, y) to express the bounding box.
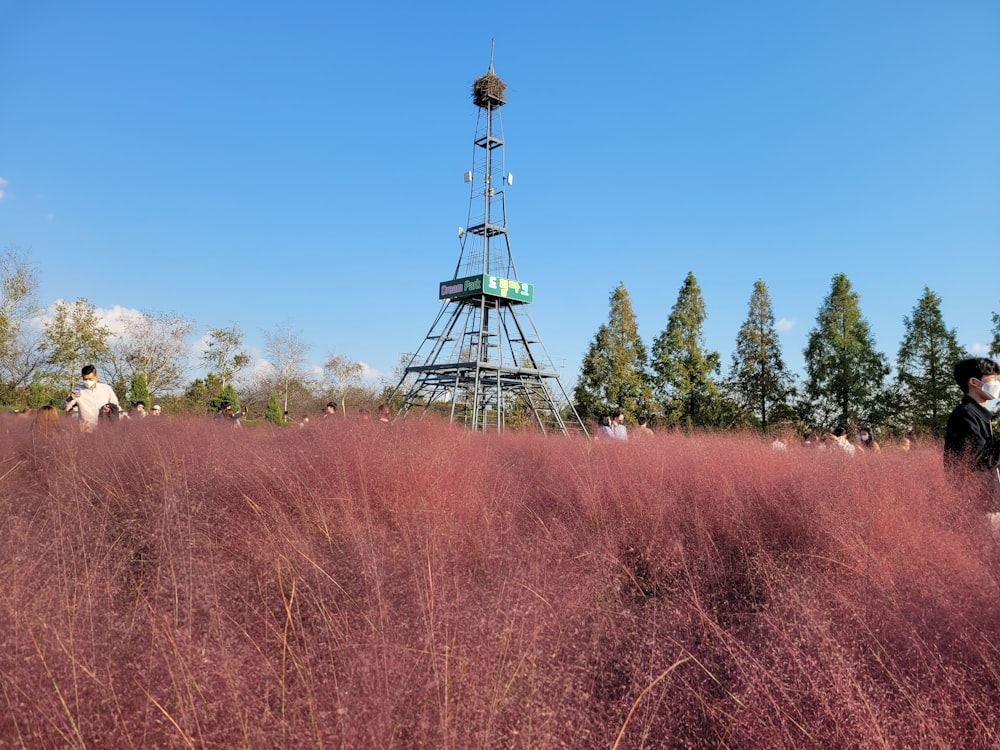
top-left (439, 275), bottom-right (534, 303)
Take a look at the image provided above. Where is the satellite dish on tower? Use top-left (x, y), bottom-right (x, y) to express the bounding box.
top-left (506, 173), bottom-right (514, 186)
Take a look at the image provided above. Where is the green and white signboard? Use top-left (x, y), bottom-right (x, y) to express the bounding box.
top-left (439, 274), bottom-right (534, 303)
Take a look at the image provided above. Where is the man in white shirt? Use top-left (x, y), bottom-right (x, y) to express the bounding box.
top-left (65, 364), bottom-right (120, 431)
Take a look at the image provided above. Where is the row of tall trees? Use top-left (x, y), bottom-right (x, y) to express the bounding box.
top-left (0, 245), bottom-right (373, 418)
top-left (574, 272), bottom-right (967, 437)
top-left (0, 242), bottom-right (979, 434)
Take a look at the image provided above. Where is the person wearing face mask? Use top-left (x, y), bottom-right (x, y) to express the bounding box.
top-left (64, 364), bottom-right (120, 432)
top-left (944, 357), bottom-right (1000, 510)
top-left (858, 426), bottom-right (881, 452)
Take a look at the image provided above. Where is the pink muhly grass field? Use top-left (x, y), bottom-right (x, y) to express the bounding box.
top-left (2, 413), bottom-right (1000, 748)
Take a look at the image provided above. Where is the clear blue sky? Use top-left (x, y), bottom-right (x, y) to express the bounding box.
top-left (2, 2), bottom-right (998, 393)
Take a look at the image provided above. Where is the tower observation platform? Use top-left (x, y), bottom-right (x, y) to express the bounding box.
top-left (387, 56), bottom-right (586, 436)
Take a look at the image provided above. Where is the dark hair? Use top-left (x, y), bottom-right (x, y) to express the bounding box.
top-left (832, 426), bottom-right (847, 438)
top-left (81, 364), bottom-right (97, 377)
top-left (954, 357), bottom-right (1000, 393)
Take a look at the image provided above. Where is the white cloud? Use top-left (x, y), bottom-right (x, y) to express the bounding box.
top-left (970, 342), bottom-right (991, 355)
top-left (0, 176), bottom-right (7, 200)
top-left (96, 304), bottom-right (144, 335)
top-left (250, 357), bottom-right (276, 377)
top-left (776, 318), bottom-right (795, 332)
top-left (35, 300), bottom-right (144, 333)
top-left (358, 362), bottom-right (384, 381)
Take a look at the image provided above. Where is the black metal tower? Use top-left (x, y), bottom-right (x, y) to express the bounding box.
top-left (388, 56), bottom-right (586, 435)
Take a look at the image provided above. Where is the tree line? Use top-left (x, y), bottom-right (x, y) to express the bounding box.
top-left (574, 271), bottom-right (979, 439)
top-left (1, 241), bottom-right (988, 436)
top-left (0, 245), bottom-right (375, 422)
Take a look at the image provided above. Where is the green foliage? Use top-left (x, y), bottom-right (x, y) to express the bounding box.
top-left (896, 287), bottom-right (965, 436)
top-left (264, 394), bottom-right (284, 425)
top-left (728, 279), bottom-right (796, 433)
top-left (181, 373), bottom-right (223, 414)
top-left (991, 309), bottom-right (1000, 360)
top-left (803, 273), bottom-right (890, 430)
top-left (573, 283), bottom-right (653, 423)
top-left (650, 272), bottom-right (722, 430)
top-left (211, 384), bottom-right (241, 413)
top-left (43, 297), bottom-right (111, 388)
top-left (130, 372), bottom-right (151, 408)
top-left (203, 325), bottom-right (250, 388)
top-left (0, 245), bottom-right (39, 371)
top-left (26, 372), bottom-right (53, 409)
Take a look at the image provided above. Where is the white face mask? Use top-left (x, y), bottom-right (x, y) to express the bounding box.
top-left (83, 380), bottom-right (97, 389)
top-left (981, 379), bottom-right (1000, 400)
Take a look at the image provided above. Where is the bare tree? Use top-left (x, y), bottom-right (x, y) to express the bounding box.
top-left (324, 352), bottom-right (364, 415)
top-left (263, 326), bottom-right (311, 416)
top-left (106, 310), bottom-right (195, 395)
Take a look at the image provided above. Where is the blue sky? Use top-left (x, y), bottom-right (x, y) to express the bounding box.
top-left (2, 2), bottom-right (998, 394)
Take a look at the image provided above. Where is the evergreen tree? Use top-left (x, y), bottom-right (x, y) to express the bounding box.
top-left (650, 272), bottom-right (722, 430)
top-left (803, 273), bottom-right (889, 429)
top-left (265, 394), bottom-right (284, 425)
top-left (129, 372), bottom-right (151, 408)
top-left (896, 286), bottom-right (965, 436)
top-left (182, 372), bottom-right (222, 414)
top-left (211, 384), bottom-right (240, 413)
top-left (573, 283), bottom-right (653, 423)
top-left (728, 279), bottom-right (795, 433)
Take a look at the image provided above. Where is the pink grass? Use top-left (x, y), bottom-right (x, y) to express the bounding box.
top-left (1, 414), bottom-right (999, 748)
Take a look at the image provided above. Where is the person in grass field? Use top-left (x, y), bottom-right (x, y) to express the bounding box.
top-left (828, 426), bottom-right (856, 456)
top-left (31, 404), bottom-right (62, 440)
top-left (635, 415), bottom-right (654, 438)
top-left (64, 365), bottom-right (120, 432)
top-left (610, 411), bottom-right (628, 441)
top-left (858, 426), bottom-right (881, 452)
top-left (944, 357), bottom-right (1000, 514)
top-left (595, 413), bottom-right (614, 439)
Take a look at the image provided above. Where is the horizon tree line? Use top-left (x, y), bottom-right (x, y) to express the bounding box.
top-left (0, 242), bottom-right (985, 435)
top-left (574, 272), bottom-right (969, 438)
top-left (0, 245), bottom-right (377, 422)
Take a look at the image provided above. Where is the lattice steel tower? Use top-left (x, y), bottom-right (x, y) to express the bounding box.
top-left (389, 56), bottom-right (586, 435)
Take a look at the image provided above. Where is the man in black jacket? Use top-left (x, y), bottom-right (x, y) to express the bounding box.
top-left (944, 357), bottom-right (1000, 511)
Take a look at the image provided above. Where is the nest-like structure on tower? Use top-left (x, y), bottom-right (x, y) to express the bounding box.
top-left (472, 71), bottom-right (506, 107)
